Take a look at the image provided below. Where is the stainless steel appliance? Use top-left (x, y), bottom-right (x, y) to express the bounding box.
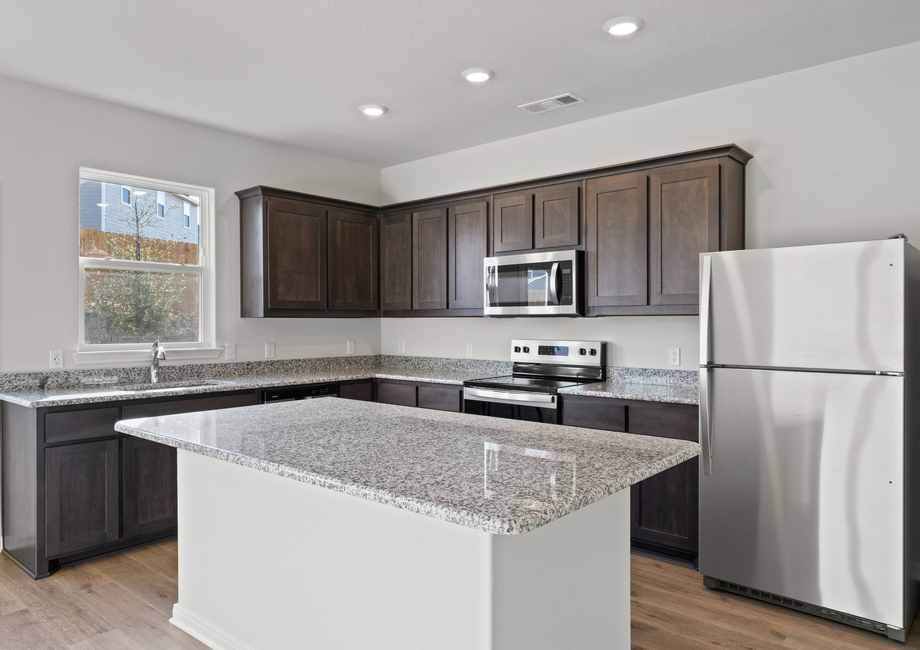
top-left (463, 339), bottom-right (605, 424)
top-left (699, 238), bottom-right (920, 642)
top-left (483, 250), bottom-right (582, 316)
top-left (261, 384), bottom-right (338, 403)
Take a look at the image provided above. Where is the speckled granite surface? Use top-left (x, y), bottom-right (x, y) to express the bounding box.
top-left (115, 398), bottom-right (698, 535)
top-left (560, 380), bottom-right (700, 405)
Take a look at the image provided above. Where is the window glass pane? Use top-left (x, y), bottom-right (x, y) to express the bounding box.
top-left (84, 268), bottom-right (200, 344)
top-left (79, 179), bottom-right (200, 264)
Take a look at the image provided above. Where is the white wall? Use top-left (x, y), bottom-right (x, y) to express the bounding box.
top-left (0, 75), bottom-right (382, 373)
top-left (380, 42), bottom-right (920, 369)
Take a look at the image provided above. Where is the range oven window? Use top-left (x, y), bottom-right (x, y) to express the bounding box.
top-left (463, 399), bottom-right (557, 424)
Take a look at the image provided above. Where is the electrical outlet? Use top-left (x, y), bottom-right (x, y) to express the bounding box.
top-left (466, 342), bottom-right (474, 357)
top-left (225, 343), bottom-right (236, 361)
top-left (50, 350), bottom-right (64, 369)
top-left (346, 340), bottom-right (355, 355)
top-left (265, 342), bottom-right (276, 359)
top-left (669, 348), bottom-right (680, 366)
top-left (397, 340), bottom-right (405, 354)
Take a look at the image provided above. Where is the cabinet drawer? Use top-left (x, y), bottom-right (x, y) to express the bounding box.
top-left (628, 404), bottom-right (698, 441)
top-left (339, 381), bottom-right (374, 402)
top-left (122, 393), bottom-right (258, 419)
top-left (417, 384), bottom-right (461, 412)
top-left (45, 407), bottom-right (121, 444)
top-left (376, 381), bottom-right (417, 407)
top-left (560, 396), bottom-right (626, 432)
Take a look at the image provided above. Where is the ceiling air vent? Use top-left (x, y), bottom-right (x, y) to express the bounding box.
top-left (518, 93), bottom-right (586, 115)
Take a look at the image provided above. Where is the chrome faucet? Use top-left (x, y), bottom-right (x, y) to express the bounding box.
top-left (151, 340), bottom-right (166, 383)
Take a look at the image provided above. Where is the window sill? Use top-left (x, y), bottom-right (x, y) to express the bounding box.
top-left (72, 347), bottom-right (224, 365)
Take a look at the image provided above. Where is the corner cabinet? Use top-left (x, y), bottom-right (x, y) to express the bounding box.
top-left (237, 186), bottom-right (378, 318)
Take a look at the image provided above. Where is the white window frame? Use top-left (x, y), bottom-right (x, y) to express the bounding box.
top-left (156, 190), bottom-right (166, 219)
top-left (183, 201), bottom-right (191, 229)
top-left (76, 168), bottom-right (220, 364)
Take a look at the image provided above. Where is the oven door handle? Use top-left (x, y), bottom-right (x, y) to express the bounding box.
top-left (463, 387), bottom-right (557, 405)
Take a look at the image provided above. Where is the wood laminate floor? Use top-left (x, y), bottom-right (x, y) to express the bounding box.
top-left (0, 541), bottom-right (917, 649)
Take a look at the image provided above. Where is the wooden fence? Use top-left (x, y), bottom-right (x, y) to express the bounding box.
top-left (80, 229), bottom-right (198, 264)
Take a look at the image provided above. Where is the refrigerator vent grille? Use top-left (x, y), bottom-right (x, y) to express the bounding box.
top-left (714, 580), bottom-right (888, 634)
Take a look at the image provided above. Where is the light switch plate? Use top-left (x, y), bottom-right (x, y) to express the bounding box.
top-left (265, 342), bottom-right (276, 359)
top-left (397, 340), bottom-right (405, 354)
top-left (50, 350), bottom-right (64, 369)
top-left (225, 343), bottom-right (236, 361)
top-left (346, 340), bottom-right (355, 355)
top-left (669, 348), bottom-right (680, 366)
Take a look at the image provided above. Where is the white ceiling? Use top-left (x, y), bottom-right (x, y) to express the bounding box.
top-left (2, 0), bottom-right (920, 168)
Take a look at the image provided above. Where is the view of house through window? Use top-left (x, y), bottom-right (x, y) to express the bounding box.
top-left (79, 175), bottom-right (203, 345)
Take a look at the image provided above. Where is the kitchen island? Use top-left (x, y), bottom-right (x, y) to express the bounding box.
top-left (115, 397), bottom-right (698, 650)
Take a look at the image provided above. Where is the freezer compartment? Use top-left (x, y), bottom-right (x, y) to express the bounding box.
top-left (703, 239), bottom-right (905, 372)
top-left (699, 367), bottom-right (905, 627)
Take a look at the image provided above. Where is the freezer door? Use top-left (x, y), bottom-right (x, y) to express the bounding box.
top-left (705, 239), bottom-right (904, 372)
top-left (699, 367), bottom-right (905, 626)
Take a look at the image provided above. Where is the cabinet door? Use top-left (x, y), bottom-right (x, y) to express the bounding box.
top-left (45, 440), bottom-right (120, 558)
top-left (492, 192), bottom-right (533, 253)
top-left (380, 213), bottom-right (412, 311)
top-left (376, 380), bottom-right (417, 407)
top-left (338, 380), bottom-right (374, 402)
top-left (649, 162), bottom-right (720, 305)
top-left (534, 183), bottom-right (580, 249)
top-left (413, 208), bottom-right (448, 310)
top-left (123, 438), bottom-right (177, 538)
top-left (266, 198), bottom-right (327, 310)
top-left (448, 200), bottom-right (489, 310)
top-left (559, 395), bottom-right (626, 431)
top-left (417, 383), bottom-right (462, 412)
top-left (122, 393), bottom-right (259, 419)
top-left (328, 209), bottom-right (378, 311)
top-left (586, 174), bottom-right (648, 307)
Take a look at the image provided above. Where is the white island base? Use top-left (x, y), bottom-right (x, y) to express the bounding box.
top-left (170, 450), bottom-right (631, 650)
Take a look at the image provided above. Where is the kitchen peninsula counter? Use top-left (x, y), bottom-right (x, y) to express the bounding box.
top-left (115, 398), bottom-right (698, 650)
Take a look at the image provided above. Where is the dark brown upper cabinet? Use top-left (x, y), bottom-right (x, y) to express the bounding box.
top-left (328, 209), bottom-right (378, 311)
top-left (380, 212), bottom-right (412, 312)
top-left (413, 207), bottom-right (448, 310)
top-left (493, 192), bottom-right (533, 253)
top-left (237, 186), bottom-right (378, 317)
top-left (586, 173), bottom-right (649, 308)
top-left (448, 199), bottom-right (489, 310)
top-left (492, 182), bottom-right (581, 255)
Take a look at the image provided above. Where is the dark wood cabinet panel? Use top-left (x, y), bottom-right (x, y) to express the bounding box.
top-left (649, 161), bottom-right (720, 306)
top-left (492, 192), bottom-right (533, 253)
top-left (328, 209), bottom-right (378, 311)
top-left (417, 384), bottom-right (462, 412)
top-left (266, 198), bottom-right (327, 310)
top-left (123, 438), bottom-right (177, 538)
top-left (413, 208), bottom-right (448, 310)
top-left (44, 407), bottom-right (121, 444)
top-left (448, 200), bottom-right (489, 310)
top-left (631, 460), bottom-right (699, 557)
top-left (122, 392), bottom-right (258, 420)
top-left (338, 380), bottom-right (374, 402)
top-left (586, 174), bottom-right (648, 308)
top-left (560, 395), bottom-right (626, 431)
top-left (380, 213), bottom-right (412, 312)
top-left (534, 183), bottom-right (580, 249)
top-left (376, 380), bottom-right (418, 407)
top-left (629, 402), bottom-right (698, 442)
top-left (44, 440), bottom-right (120, 558)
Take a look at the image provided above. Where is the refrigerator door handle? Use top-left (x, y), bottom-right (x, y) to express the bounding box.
top-left (700, 254), bottom-right (712, 366)
top-left (700, 367), bottom-right (712, 476)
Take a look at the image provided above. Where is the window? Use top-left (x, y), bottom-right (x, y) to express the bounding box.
top-left (78, 168), bottom-right (217, 362)
top-left (183, 201), bottom-right (191, 229)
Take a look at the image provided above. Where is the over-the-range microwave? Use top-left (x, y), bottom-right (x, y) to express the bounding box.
top-left (483, 250), bottom-right (583, 317)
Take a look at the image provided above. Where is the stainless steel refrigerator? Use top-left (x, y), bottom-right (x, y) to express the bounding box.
top-left (698, 238), bottom-right (920, 642)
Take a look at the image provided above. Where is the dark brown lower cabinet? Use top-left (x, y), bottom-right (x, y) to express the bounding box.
top-left (561, 395), bottom-right (699, 559)
top-left (338, 379), bottom-right (375, 402)
top-left (376, 379), bottom-right (462, 412)
top-left (1, 389), bottom-right (259, 579)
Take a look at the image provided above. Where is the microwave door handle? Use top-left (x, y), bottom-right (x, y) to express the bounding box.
top-left (548, 262), bottom-right (559, 305)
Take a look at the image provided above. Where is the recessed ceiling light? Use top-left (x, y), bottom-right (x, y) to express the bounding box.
top-left (97, 203), bottom-right (109, 207)
top-left (360, 104), bottom-right (388, 116)
top-left (462, 68), bottom-right (494, 83)
top-left (603, 17), bottom-right (643, 36)
top-left (131, 190), bottom-right (147, 196)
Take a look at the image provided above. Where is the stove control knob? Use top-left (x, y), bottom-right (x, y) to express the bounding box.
top-left (589, 348), bottom-right (597, 356)
top-left (513, 346), bottom-right (521, 353)
top-left (522, 346), bottom-right (530, 353)
top-left (579, 348), bottom-right (587, 355)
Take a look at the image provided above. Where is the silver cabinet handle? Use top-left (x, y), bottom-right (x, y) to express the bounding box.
top-left (700, 368), bottom-right (712, 476)
top-left (700, 254), bottom-right (712, 366)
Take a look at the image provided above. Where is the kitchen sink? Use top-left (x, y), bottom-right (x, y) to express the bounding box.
top-left (112, 380), bottom-right (229, 393)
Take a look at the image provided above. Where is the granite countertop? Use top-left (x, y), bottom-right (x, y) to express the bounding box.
top-left (559, 380), bottom-right (700, 405)
top-left (0, 366), bottom-right (489, 409)
top-left (115, 398), bottom-right (699, 535)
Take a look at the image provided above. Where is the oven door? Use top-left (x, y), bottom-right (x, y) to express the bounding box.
top-left (463, 387), bottom-right (558, 424)
top-left (484, 250), bottom-right (580, 316)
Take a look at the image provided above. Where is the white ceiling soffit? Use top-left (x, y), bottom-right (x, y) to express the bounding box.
top-left (1, 0), bottom-right (919, 168)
